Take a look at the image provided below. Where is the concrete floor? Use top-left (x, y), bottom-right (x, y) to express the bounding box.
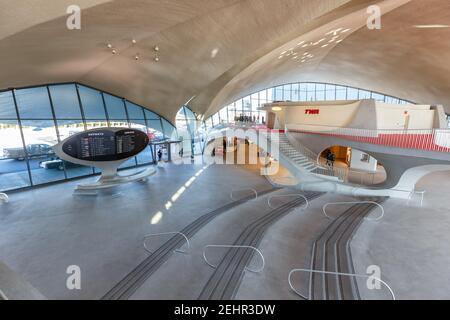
top-left (129, 187), bottom-right (296, 300)
top-left (1, 159), bottom-right (450, 300)
top-left (234, 193), bottom-right (358, 300)
top-left (351, 170), bottom-right (450, 300)
top-left (0, 162), bottom-right (272, 299)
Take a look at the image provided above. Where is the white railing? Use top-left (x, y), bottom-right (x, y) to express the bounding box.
top-left (205, 124), bottom-right (353, 182)
top-left (408, 190), bottom-right (426, 207)
top-left (389, 188), bottom-right (426, 207)
top-left (230, 188), bottom-right (258, 201)
top-left (286, 124), bottom-right (450, 153)
top-left (312, 166), bottom-right (347, 181)
top-left (202, 245), bottom-right (265, 273)
top-left (348, 170), bottom-right (377, 185)
top-left (288, 268), bottom-right (396, 300)
top-left (0, 288), bottom-right (8, 300)
top-left (322, 201), bottom-right (384, 221)
top-left (283, 131), bottom-right (319, 163)
top-left (143, 232), bottom-right (191, 254)
top-left (268, 194), bottom-right (309, 210)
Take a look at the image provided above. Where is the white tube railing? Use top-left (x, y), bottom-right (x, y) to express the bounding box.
top-left (0, 193), bottom-right (9, 203)
top-left (0, 288), bottom-right (8, 300)
top-left (323, 201), bottom-right (384, 221)
top-left (389, 188), bottom-right (426, 207)
top-left (348, 170), bottom-right (376, 185)
top-left (143, 232), bottom-right (190, 254)
top-left (268, 194), bottom-right (309, 210)
top-left (288, 268), bottom-right (396, 300)
top-left (203, 245), bottom-right (265, 273)
top-left (408, 190), bottom-right (426, 207)
top-left (230, 188), bottom-right (258, 201)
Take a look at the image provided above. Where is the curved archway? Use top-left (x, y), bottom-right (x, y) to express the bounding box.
top-left (319, 145), bottom-right (387, 186)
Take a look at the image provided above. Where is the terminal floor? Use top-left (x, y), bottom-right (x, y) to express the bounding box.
top-left (351, 170), bottom-right (450, 300)
top-left (1, 163), bottom-right (450, 300)
top-left (0, 162), bottom-right (271, 299)
top-left (236, 170), bottom-right (450, 300)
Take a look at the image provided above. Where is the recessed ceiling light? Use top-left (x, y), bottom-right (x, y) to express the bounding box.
top-left (112, 49), bottom-right (117, 54)
top-left (107, 43), bottom-right (112, 49)
top-left (414, 24), bottom-right (450, 28)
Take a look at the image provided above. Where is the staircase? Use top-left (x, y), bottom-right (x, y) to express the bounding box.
top-left (206, 124), bottom-right (345, 181)
top-left (277, 134), bottom-right (318, 172)
top-left (263, 131), bottom-right (345, 181)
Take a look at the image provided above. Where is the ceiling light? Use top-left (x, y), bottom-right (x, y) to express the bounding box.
top-left (272, 107), bottom-right (282, 111)
top-left (112, 49), bottom-right (117, 54)
top-left (132, 39), bottom-right (137, 44)
top-left (414, 24), bottom-right (450, 28)
top-left (154, 56), bottom-right (160, 62)
top-left (211, 48), bottom-right (219, 58)
top-left (107, 43), bottom-right (112, 49)
top-left (135, 54), bottom-right (140, 60)
top-left (154, 46), bottom-right (160, 52)
top-left (321, 44), bottom-right (329, 48)
top-left (329, 36), bottom-right (340, 43)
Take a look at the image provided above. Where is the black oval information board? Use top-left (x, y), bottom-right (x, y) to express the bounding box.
top-left (62, 128), bottom-right (149, 162)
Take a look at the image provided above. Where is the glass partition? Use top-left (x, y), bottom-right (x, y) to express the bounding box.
top-left (202, 82), bottom-right (414, 129)
top-left (0, 83), bottom-right (177, 192)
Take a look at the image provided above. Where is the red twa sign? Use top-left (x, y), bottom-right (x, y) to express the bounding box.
top-left (305, 109), bottom-right (320, 115)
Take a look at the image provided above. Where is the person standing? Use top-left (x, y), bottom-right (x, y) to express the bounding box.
top-left (157, 148), bottom-right (163, 162)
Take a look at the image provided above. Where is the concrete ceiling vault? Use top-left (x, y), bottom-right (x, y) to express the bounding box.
top-left (1, 0), bottom-right (450, 124)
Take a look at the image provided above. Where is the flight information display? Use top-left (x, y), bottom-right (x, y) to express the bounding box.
top-left (62, 129), bottom-right (149, 161)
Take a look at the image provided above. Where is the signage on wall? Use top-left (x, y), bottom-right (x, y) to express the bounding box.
top-left (305, 109), bottom-right (320, 115)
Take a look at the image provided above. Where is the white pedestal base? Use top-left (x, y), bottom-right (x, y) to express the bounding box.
top-left (74, 167), bottom-right (156, 192)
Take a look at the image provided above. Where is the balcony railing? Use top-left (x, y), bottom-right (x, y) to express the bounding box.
top-left (286, 124), bottom-right (450, 153)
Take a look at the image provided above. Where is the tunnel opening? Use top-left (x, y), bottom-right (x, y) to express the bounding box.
top-left (319, 146), bottom-right (387, 185)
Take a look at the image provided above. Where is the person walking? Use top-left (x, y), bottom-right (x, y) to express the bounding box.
top-left (326, 150), bottom-right (336, 168)
top-left (157, 148), bottom-right (163, 162)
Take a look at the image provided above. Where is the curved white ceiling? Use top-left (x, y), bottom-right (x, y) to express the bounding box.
top-left (1, 0), bottom-right (449, 124)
